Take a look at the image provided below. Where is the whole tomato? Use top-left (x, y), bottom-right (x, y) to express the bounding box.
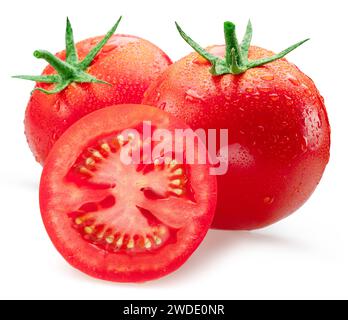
top-left (143, 21), bottom-right (331, 230)
top-left (15, 17), bottom-right (172, 164)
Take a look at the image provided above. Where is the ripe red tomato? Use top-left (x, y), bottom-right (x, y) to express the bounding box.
top-left (143, 22), bottom-right (331, 230)
top-left (40, 104), bottom-right (217, 282)
top-left (17, 18), bottom-right (172, 164)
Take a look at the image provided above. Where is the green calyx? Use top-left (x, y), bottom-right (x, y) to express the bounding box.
top-left (175, 20), bottom-right (310, 76)
top-left (13, 16), bottom-right (122, 94)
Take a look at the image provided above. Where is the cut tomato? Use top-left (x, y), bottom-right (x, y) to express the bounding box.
top-left (40, 104), bottom-right (217, 282)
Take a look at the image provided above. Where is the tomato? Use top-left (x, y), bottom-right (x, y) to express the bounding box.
top-left (142, 21), bottom-right (331, 230)
top-left (16, 18), bottom-right (172, 164)
top-left (40, 104), bottom-right (217, 282)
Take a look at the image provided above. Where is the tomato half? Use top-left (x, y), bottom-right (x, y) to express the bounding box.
top-left (40, 105), bottom-right (217, 282)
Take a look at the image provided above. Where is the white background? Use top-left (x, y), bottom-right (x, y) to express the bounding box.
top-left (0, 0), bottom-right (347, 300)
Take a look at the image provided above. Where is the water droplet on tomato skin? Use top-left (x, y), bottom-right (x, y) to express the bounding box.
top-left (264, 196), bottom-right (275, 205)
top-left (287, 74), bottom-right (300, 86)
top-left (261, 75), bottom-right (274, 81)
top-left (258, 86), bottom-right (272, 93)
top-left (159, 102), bottom-right (167, 110)
top-left (301, 137), bottom-right (308, 152)
top-left (54, 101), bottom-right (61, 112)
top-left (285, 95), bottom-right (294, 106)
top-left (193, 55), bottom-right (209, 65)
top-left (101, 44), bottom-right (118, 54)
top-left (154, 92), bottom-right (161, 103)
top-left (301, 83), bottom-right (310, 94)
top-left (272, 134), bottom-right (280, 143)
top-left (269, 93), bottom-right (280, 101)
top-left (185, 89), bottom-right (203, 102)
top-left (257, 125), bottom-right (265, 132)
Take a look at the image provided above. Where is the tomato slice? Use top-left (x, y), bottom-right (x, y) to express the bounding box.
top-left (40, 104), bottom-right (217, 282)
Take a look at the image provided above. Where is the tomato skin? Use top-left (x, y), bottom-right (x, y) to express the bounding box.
top-left (143, 45), bottom-right (331, 230)
top-left (40, 104), bottom-right (217, 282)
top-left (25, 35), bottom-right (172, 165)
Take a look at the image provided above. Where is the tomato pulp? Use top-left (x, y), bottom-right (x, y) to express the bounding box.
top-left (40, 105), bottom-right (217, 282)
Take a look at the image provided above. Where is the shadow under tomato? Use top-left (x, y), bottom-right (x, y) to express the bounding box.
top-left (57, 227), bottom-right (308, 288)
top-left (149, 228), bottom-right (309, 287)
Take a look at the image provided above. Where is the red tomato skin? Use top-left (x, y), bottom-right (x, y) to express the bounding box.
top-left (40, 105), bottom-right (217, 282)
top-left (143, 45), bottom-right (331, 230)
top-left (25, 35), bottom-right (172, 165)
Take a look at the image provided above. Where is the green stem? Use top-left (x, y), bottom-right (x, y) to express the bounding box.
top-left (175, 22), bottom-right (219, 63)
top-left (33, 50), bottom-right (75, 77)
top-left (65, 17), bottom-right (78, 65)
top-left (13, 17), bottom-right (122, 94)
top-left (240, 20), bottom-right (253, 62)
top-left (230, 49), bottom-right (246, 74)
top-left (246, 38), bottom-right (310, 68)
top-left (224, 22), bottom-right (242, 67)
top-left (12, 74), bottom-right (61, 83)
top-left (79, 16), bottom-right (122, 70)
top-left (176, 20), bottom-right (309, 76)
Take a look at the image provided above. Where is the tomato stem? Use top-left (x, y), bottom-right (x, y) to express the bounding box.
top-left (65, 17), bottom-right (79, 65)
top-left (33, 50), bottom-right (76, 77)
top-left (12, 17), bottom-right (122, 94)
top-left (175, 20), bottom-right (310, 76)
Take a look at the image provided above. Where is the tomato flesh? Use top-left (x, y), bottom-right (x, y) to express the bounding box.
top-left (40, 105), bottom-right (217, 282)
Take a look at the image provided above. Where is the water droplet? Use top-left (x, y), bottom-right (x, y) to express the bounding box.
top-left (253, 92), bottom-right (260, 100)
top-left (273, 134), bottom-right (280, 143)
top-left (258, 87), bottom-right (272, 93)
top-left (261, 75), bottom-right (274, 81)
top-left (193, 55), bottom-right (209, 65)
top-left (269, 93), bottom-right (279, 101)
top-left (301, 83), bottom-right (310, 93)
top-left (185, 89), bottom-right (203, 102)
top-left (54, 101), bottom-right (61, 112)
top-left (102, 44), bottom-right (117, 53)
top-left (52, 132), bottom-right (58, 140)
top-left (257, 125), bottom-right (265, 132)
top-left (155, 92), bottom-right (161, 102)
top-left (285, 95), bottom-right (294, 105)
top-left (159, 102), bottom-right (167, 110)
top-left (264, 196), bottom-right (274, 205)
top-left (301, 137), bottom-right (308, 152)
top-left (287, 74), bottom-right (300, 86)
